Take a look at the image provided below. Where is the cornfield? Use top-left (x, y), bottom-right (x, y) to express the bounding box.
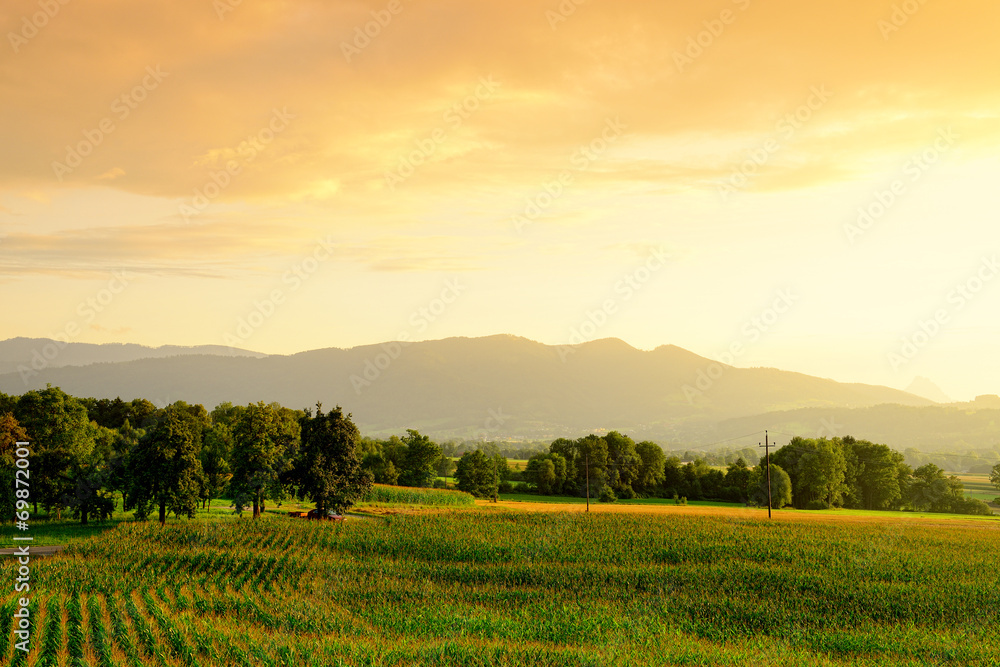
top-left (361, 484), bottom-right (475, 507)
top-left (2, 511), bottom-right (999, 665)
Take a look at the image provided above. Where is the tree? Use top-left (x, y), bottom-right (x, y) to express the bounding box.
top-left (574, 435), bottom-right (609, 498)
top-left (748, 463), bottom-right (792, 509)
top-left (907, 463), bottom-right (990, 514)
top-left (200, 423), bottom-right (232, 511)
top-left (230, 402), bottom-right (299, 518)
top-left (846, 439), bottom-right (908, 510)
top-left (773, 437), bottom-right (846, 508)
top-left (0, 413), bottom-right (29, 523)
top-left (525, 452), bottom-right (566, 495)
top-left (294, 405), bottom-right (371, 514)
top-left (15, 386), bottom-right (96, 518)
top-left (398, 430), bottom-right (441, 487)
top-left (125, 407), bottom-right (204, 525)
top-left (454, 450), bottom-right (501, 498)
top-left (604, 431), bottom-right (641, 497)
top-left (62, 423), bottom-right (118, 525)
top-left (635, 441), bottom-right (666, 494)
top-left (662, 456), bottom-right (685, 497)
top-left (723, 457), bottom-right (752, 502)
top-left (991, 462), bottom-right (1000, 502)
top-left (362, 452), bottom-right (399, 485)
top-left (549, 437), bottom-right (581, 492)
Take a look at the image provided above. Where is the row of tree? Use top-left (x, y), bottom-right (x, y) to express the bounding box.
top-left (499, 432), bottom-right (996, 515)
top-left (3, 389), bottom-right (996, 521)
top-left (0, 388), bottom-right (372, 524)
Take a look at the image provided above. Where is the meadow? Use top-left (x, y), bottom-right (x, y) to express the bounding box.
top-left (3, 503), bottom-right (1000, 666)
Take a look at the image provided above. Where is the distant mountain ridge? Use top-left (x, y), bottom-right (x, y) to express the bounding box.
top-left (0, 335), bottom-right (936, 443)
top-left (0, 337), bottom-right (267, 377)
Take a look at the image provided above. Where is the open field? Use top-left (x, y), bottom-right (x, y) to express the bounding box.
top-left (491, 493), bottom-right (1000, 522)
top-left (3, 505), bottom-right (1000, 666)
top-left (953, 473), bottom-right (999, 505)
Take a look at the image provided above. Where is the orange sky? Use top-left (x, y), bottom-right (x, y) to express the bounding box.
top-left (2, 0), bottom-right (999, 400)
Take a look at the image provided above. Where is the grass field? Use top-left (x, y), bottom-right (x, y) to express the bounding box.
top-left (3, 501), bottom-right (1000, 666)
top-left (953, 473), bottom-right (999, 504)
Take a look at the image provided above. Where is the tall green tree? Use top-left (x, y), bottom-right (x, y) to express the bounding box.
top-left (398, 429), bottom-right (441, 488)
top-left (634, 441), bottom-right (666, 494)
top-left (0, 413), bottom-right (29, 523)
top-left (748, 463), bottom-right (793, 509)
top-left (604, 431), bottom-right (641, 497)
top-left (61, 423), bottom-right (118, 524)
top-left (200, 423), bottom-right (232, 511)
top-left (230, 402), bottom-right (299, 518)
top-left (125, 407), bottom-right (204, 525)
top-left (723, 457), bottom-right (752, 502)
top-left (773, 437), bottom-right (847, 508)
top-left (846, 439), bottom-right (909, 510)
top-left (454, 450), bottom-right (503, 498)
top-left (294, 404), bottom-right (371, 513)
top-left (14, 386), bottom-right (96, 517)
top-left (991, 462), bottom-right (1000, 502)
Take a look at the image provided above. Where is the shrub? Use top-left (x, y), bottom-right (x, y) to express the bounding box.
top-left (599, 487), bottom-right (617, 503)
top-left (498, 480), bottom-right (514, 494)
top-left (805, 500), bottom-right (830, 510)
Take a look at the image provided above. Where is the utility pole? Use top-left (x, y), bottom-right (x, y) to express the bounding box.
top-left (585, 453), bottom-right (590, 513)
top-left (759, 430), bottom-right (772, 519)
top-left (492, 455), bottom-right (499, 504)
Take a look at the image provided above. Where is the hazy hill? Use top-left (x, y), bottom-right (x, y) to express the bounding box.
top-left (904, 376), bottom-right (953, 404)
top-left (712, 402), bottom-right (1000, 453)
top-left (0, 337), bottom-right (267, 376)
top-left (0, 335), bottom-right (931, 440)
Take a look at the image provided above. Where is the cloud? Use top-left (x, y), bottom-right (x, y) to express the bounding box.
top-left (0, 218), bottom-right (316, 278)
top-left (0, 0), bottom-right (996, 205)
top-left (98, 167), bottom-right (126, 180)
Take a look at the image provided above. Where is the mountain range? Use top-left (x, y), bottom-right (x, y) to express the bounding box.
top-left (4, 334), bottom-right (991, 451)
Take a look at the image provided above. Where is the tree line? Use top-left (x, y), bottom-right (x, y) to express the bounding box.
top-left (500, 432), bottom-right (996, 515)
top-left (2, 388), bottom-right (996, 522)
top-left (0, 388), bottom-right (372, 524)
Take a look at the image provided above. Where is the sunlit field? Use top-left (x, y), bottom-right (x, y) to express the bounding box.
top-left (3, 507), bottom-right (1000, 666)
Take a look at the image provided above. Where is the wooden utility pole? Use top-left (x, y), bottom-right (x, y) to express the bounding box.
top-left (585, 453), bottom-right (590, 513)
top-left (759, 430), bottom-right (772, 519)
top-left (492, 455), bottom-right (499, 503)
